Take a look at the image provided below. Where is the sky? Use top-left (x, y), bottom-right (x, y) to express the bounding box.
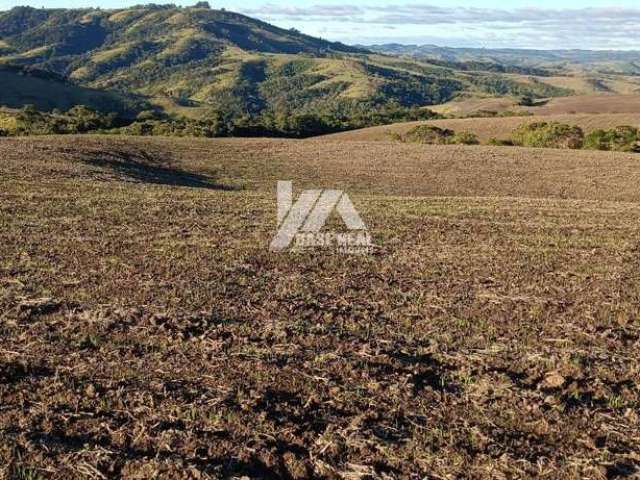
top-left (1, 0), bottom-right (639, 50)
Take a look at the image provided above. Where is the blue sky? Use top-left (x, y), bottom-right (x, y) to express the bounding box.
top-left (1, 0), bottom-right (639, 49)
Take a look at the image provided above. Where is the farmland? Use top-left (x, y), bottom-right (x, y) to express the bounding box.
top-left (1, 135), bottom-right (639, 478)
top-left (430, 95), bottom-right (640, 117)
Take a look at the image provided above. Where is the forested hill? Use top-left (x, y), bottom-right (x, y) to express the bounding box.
top-left (0, 4), bottom-right (578, 137)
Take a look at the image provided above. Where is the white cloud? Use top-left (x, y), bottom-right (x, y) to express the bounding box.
top-left (237, 3), bottom-right (640, 49)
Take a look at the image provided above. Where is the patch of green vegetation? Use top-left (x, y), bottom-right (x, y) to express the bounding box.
top-left (1, 104), bottom-right (119, 135)
top-left (471, 75), bottom-right (572, 99)
top-left (449, 131), bottom-right (480, 145)
top-left (511, 122), bottom-right (584, 149)
top-left (0, 4), bottom-right (564, 139)
top-left (0, 65), bottom-right (144, 117)
top-left (397, 125), bottom-right (479, 145)
top-left (488, 138), bottom-right (515, 146)
top-left (463, 109), bottom-right (534, 118)
top-left (584, 126), bottom-right (640, 152)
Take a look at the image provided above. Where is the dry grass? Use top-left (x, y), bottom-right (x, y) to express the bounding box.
top-left (1, 135), bottom-right (640, 479)
top-left (531, 95), bottom-right (640, 115)
top-left (431, 94), bottom-right (640, 118)
top-left (430, 96), bottom-right (524, 116)
top-left (324, 112), bottom-right (640, 143)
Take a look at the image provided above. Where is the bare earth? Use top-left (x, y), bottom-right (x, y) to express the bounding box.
top-left (1, 136), bottom-right (640, 479)
top-left (431, 95), bottom-right (640, 117)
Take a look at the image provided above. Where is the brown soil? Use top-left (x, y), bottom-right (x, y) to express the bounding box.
top-left (1, 135), bottom-right (639, 479)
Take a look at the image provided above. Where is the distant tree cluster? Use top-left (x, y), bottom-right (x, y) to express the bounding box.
top-left (488, 122), bottom-right (640, 152)
top-left (584, 126), bottom-right (640, 152)
top-left (1, 101), bottom-right (442, 139)
top-left (511, 122), bottom-right (585, 149)
top-left (391, 125), bottom-right (479, 145)
top-left (2, 105), bottom-right (119, 135)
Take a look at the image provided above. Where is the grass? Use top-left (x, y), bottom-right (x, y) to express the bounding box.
top-left (1, 135), bottom-right (640, 478)
top-left (107, 8), bottom-right (145, 23)
top-left (306, 58), bottom-right (376, 99)
top-left (0, 45), bottom-right (51, 64)
top-left (0, 109), bottom-right (18, 131)
top-left (90, 43), bottom-right (135, 64)
top-left (432, 93), bottom-right (640, 118)
top-left (159, 29), bottom-right (208, 57)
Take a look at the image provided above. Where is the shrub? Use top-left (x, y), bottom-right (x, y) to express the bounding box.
top-left (404, 125), bottom-right (455, 144)
top-left (399, 125), bottom-right (479, 146)
top-left (584, 126), bottom-right (640, 152)
top-left (449, 131), bottom-right (479, 145)
top-left (488, 138), bottom-right (514, 146)
top-left (518, 96), bottom-right (535, 107)
top-left (136, 110), bottom-right (162, 122)
top-left (512, 122), bottom-right (584, 149)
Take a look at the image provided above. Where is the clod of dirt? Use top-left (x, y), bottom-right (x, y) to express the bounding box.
top-left (17, 297), bottom-right (63, 317)
top-left (542, 372), bottom-right (566, 389)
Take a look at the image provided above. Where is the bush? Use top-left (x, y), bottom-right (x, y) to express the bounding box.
top-left (584, 126), bottom-right (640, 152)
top-left (404, 125), bottom-right (455, 144)
top-left (397, 125), bottom-right (479, 146)
top-left (518, 96), bottom-right (535, 107)
top-left (512, 122), bottom-right (584, 149)
top-left (488, 138), bottom-right (515, 146)
top-left (449, 131), bottom-right (479, 145)
top-left (136, 110), bottom-right (162, 122)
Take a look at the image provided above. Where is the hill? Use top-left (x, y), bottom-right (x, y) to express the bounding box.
top-left (2, 135), bottom-right (640, 477)
top-left (430, 94), bottom-right (640, 117)
top-left (0, 64), bottom-right (144, 116)
top-left (367, 44), bottom-right (640, 75)
top-left (0, 4), bottom-right (594, 135)
top-left (3, 6), bottom-right (640, 138)
top-left (321, 112), bottom-right (640, 143)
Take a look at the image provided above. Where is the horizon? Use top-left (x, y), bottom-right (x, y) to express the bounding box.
top-left (0, 1), bottom-right (638, 51)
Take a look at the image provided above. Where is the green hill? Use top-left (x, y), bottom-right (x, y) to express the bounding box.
top-left (0, 64), bottom-right (144, 115)
top-left (0, 5), bottom-right (579, 136)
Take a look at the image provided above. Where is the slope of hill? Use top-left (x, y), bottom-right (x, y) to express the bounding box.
top-left (5, 5), bottom-right (640, 139)
top-left (367, 44), bottom-right (640, 99)
top-left (321, 112), bottom-right (640, 143)
top-left (367, 44), bottom-right (640, 74)
top-left (0, 6), bottom-right (455, 111)
top-left (431, 94), bottom-right (640, 117)
top-left (0, 64), bottom-right (144, 115)
top-left (0, 4), bottom-right (582, 130)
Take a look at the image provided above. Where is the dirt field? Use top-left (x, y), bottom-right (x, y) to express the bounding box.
top-left (530, 95), bottom-right (640, 115)
top-left (1, 136), bottom-right (640, 479)
top-left (322, 112), bottom-right (640, 143)
top-left (430, 95), bottom-right (640, 117)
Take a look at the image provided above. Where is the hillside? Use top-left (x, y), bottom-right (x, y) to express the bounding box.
top-left (321, 112), bottom-right (640, 143)
top-left (0, 4), bottom-right (591, 134)
top-left (368, 44), bottom-right (640, 75)
top-left (430, 94), bottom-right (640, 117)
top-left (0, 64), bottom-right (144, 115)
